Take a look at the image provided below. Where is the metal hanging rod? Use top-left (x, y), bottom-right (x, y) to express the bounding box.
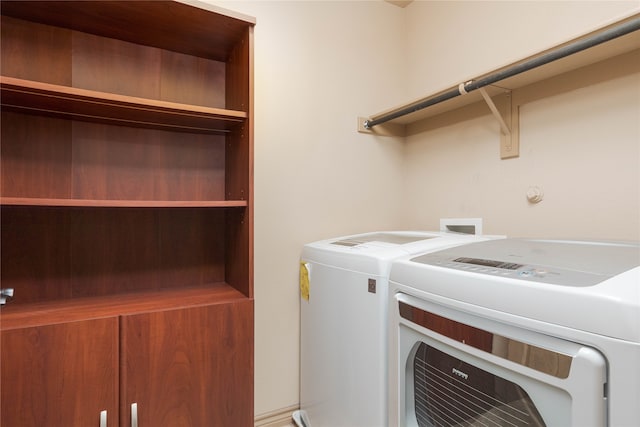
top-left (364, 15), bottom-right (640, 129)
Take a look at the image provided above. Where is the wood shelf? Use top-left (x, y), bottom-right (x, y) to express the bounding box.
top-left (0, 283), bottom-right (248, 330)
top-left (1, 77), bottom-right (246, 134)
top-left (359, 12), bottom-right (640, 136)
top-left (1, 197), bottom-right (248, 208)
top-left (0, 0), bottom-right (255, 62)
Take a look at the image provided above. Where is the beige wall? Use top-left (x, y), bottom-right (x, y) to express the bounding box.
top-left (206, 0), bottom-right (639, 420)
top-left (402, 1), bottom-right (640, 239)
top-left (405, 1), bottom-right (639, 96)
top-left (402, 72), bottom-right (640, 239)
top-left (208, 0), bottom-right (408, 417)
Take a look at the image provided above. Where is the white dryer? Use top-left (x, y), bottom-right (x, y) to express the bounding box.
top-left (388, 238), bottom-right (640, 427)
top-left (295, 231), bottom-right (499, 427)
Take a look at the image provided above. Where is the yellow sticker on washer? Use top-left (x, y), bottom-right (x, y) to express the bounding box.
top-left (300, 262), bottom-right (310, 301)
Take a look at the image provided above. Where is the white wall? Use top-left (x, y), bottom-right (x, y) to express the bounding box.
top-left (204, 0), bottom-right (640, 419)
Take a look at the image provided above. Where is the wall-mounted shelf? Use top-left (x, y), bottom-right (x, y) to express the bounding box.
top-left (359, 12), bottom-right (640, 159)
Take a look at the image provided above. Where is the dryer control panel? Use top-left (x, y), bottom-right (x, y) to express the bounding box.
top-left (410, 238), bottom-right (640, 287)
top-left (415, 254), bottom-right (598, 286)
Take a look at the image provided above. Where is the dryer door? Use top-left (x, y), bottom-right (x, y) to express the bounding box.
top-left (395, 293), bottom-right (607, 427)
top-left (412, 342), bottom-right (546, 426)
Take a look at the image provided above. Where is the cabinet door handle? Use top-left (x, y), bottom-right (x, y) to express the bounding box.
top-left (99, 410), bottom-right (107, 427)
top-left (0, 288), bottom-right (14, 305)
top-left (131, 403), bottom-right (138, 427)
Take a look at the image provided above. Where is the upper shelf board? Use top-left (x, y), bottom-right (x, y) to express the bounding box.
top-left (0, 0), bottom-right (255, 62)
top-left (360, 12), bottom-right (640, 132)
top-left (0, 198), bottom-right (249, 208)
top-left (1, 77), bottom-right (247, 134)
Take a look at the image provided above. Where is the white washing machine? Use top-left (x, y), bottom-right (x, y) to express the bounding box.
top-left (388, 238), bottom-right (640, 427)
top-left (295, 231), bottom-right (500, 427)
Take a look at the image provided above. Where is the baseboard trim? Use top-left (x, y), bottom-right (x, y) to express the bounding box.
top-left (255, 404), bottom-right (299, 427)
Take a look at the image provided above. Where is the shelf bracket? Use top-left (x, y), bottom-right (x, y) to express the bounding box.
top-left (478, 87), bottom-right (510, 136)
top-left (478, 87), bottom-right (519, 159)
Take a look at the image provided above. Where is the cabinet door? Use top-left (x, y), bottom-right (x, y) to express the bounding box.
top-left (120, 300), bottom-right (254, 427)
top-left (1, 317), bottom-right (119, 427)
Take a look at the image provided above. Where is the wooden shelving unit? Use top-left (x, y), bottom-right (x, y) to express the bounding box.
top-left (0, 1), bottom-right (255, 426)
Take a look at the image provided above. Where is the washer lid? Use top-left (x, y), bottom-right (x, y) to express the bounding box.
top-left (331, 232), bottom-right (437, 247)
top-left (411, 238), bottom-right (640, 286)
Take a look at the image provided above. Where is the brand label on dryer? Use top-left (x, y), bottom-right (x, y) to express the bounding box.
top-left (452, 368), bottom-right (469, 380)
top-left (368, 279), bottom-right (376, 293)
